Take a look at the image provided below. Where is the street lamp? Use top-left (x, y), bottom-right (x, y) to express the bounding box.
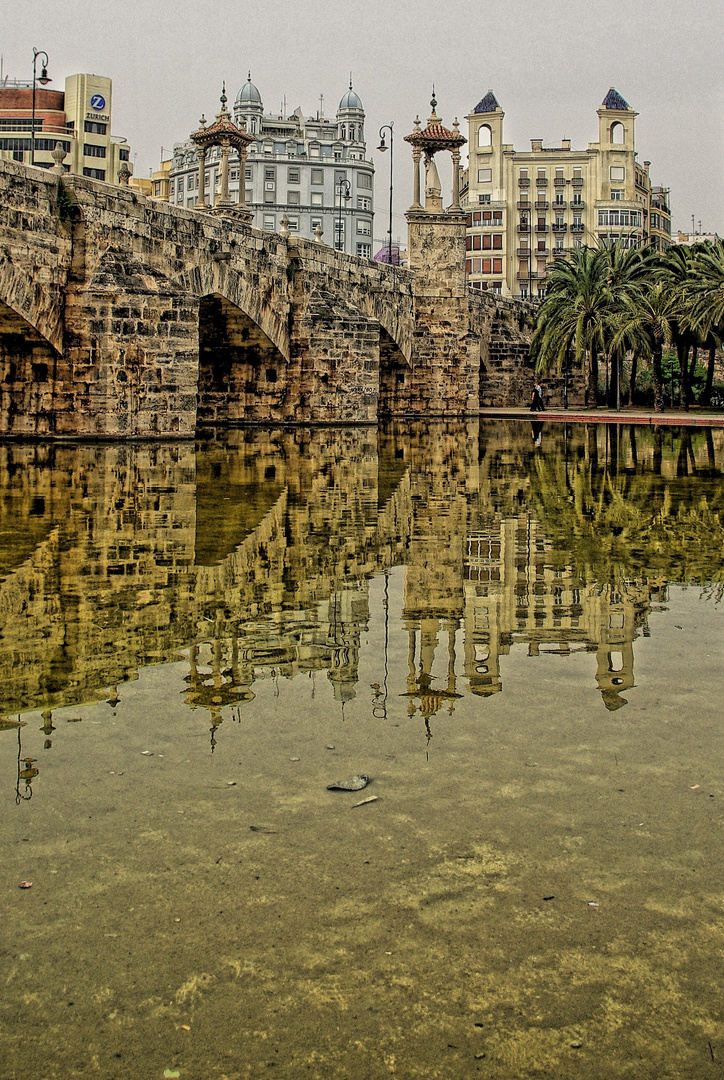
top-left (335, 177), bottom-right (351, 253)
top-left (31, 48), bottom-right (51, 167)
top-left (377, 123), bottom-right (394, 265)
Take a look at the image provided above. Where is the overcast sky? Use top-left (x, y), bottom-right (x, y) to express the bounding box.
top-left (3, 0), bottom-right (722, 244)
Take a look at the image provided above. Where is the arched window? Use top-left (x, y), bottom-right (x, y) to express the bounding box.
top-left (610, 122), bottom-right (624, 145)
top-left (478, 124), bottom-right (492, 147)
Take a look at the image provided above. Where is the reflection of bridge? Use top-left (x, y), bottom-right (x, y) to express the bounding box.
top-left (0, 161), bottom-right (544, 437)
top-left (3, 421), bottom-right (716, 740)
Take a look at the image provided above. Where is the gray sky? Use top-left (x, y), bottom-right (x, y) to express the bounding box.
top-left (3, 0), bottom-right (722, 243)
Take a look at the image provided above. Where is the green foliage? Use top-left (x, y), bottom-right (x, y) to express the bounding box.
top-left (55, 180), bottom-right (77, 223)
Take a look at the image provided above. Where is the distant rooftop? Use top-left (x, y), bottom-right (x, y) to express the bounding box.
top-left (602, 87), bottom-right (630, 111)
top-left (473, 90), bottom-right (500, 114)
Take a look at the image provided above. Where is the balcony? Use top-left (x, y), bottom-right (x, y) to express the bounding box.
top-left (534, 200), bottom-right (549, 210)
top-left (535, 223), bottom-right (549, 233)
top-left (552, 246), bottom-right (567, 256)
top-left (553, 177), bottom-right (566, 187)
top-left (517, 248), bottom-right (531, 258)
top-left (552, 199), bottom-right (566, 210)
top-left (517, 199), bottom-right (531, 210)
top-left (570, 223), bottom-right (585, 233)
top-left (518, 177), bottom-right (530, 187)
top-left (570, 199), bottom-right (584, 209)
top-left (535, 177), bottom-right (548, 186)
top-left (517, 223), bottom-right (531, 233)
top-left (552, 223), bottom-right (568, 233)
top-left (518, 271), bottom-right (538, 281)
top-left (572, 177), bottom-right (584, 187)
top-left (535, 247), bottom-right (550, 256)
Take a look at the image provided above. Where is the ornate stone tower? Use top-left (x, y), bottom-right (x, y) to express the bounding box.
top-left (402, 92), bottom-right (477, 415)
top-left (190, 86), bottom-right (256, 222)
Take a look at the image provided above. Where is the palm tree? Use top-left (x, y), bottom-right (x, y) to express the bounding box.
top-left (610, 282), bottom-right (679, 412)
top-left (685, 241), bottom-right (724, 405)
top-left (531, 247), bottom-right (612, 405)
top-left (604, 244), bottom-right (657, 407)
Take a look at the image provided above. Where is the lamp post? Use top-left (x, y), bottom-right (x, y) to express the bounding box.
top-left (377, 123), bottom-right (394, 265)
top-left (31, 48), bottom-right (51, 167)
top-left (335, 177), bottom-right (351, 253)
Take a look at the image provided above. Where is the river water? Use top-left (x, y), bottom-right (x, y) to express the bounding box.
top-left (1, 420), bottom-right (723, 1080)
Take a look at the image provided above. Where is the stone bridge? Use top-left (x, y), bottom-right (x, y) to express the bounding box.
top-left (0, 159), bottom-right (539, 438)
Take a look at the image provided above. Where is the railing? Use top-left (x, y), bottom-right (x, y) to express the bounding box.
top-left (553, 177), bottom-right (566, 187)
top-left (518, 271), bottom-right (538, 280)
top-left (517, 223), bottom-right (531, 233)
top-left (552, 199), bottom-right (566, 209)
top-left (535, 224), bottom-right (549, 233)
top-left (534, 247), bottom-right (550, 256)
top-left (534, 200), bottom-right (549, 210)
top-left (517, 199), bottom-right (531, 210)
top-left (552, 223), bottom-right (567, 233)
top-left (535, 177), bottom-right (548, 186)
top-left (572, 177), bottom-right (584, 187)
top-left (516, 248), bottom-right (531, 258)
top-left (570, 223), bottom-right (585, 233)
top-left (570, 199), bottom-right (584, 209)
top-left (518, 177), bottom-right (530, 187)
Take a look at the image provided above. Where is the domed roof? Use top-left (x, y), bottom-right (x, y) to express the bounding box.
top-left (339, 82), bottom-right (363, 111)
top-left (236, 72), bottom-right (262, 106)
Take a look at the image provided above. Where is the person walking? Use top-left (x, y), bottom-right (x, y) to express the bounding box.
top-left (530, 381), bottom-right (545, 412)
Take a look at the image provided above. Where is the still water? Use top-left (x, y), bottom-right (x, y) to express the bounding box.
top-left (1, 420), bottom-right (724, 1080)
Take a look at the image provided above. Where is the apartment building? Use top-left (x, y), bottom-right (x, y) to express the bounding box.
top-left (167, 76), bottom-right (374, 254)
top-left (461, 89), bottom-right (671, 298)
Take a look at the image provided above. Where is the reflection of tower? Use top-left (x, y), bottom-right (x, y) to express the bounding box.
top-left (401, 619), bottom-right (462, 734)
top-left (326, 588), bottom-right (366, 704)
top-left (183, 638), bottom-right (255, 750)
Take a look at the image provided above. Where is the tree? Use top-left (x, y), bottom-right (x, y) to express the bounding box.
top-left (610, 283), bottom-right (679, 412)
top-left (685, 241), bottom-right (724, 405)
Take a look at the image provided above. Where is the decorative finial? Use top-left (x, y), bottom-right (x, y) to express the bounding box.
top-left (248, 70), bottom-right (251, 81)
top-left (349, 73), bottom-right (353, 90)
top-left (220, 81), bottom-right (227, 108)
top-left (431, 85), bottom-right (437, 112)
top-left (453, 117), bottom-right (459, 132)
top-left (199, 113), bottom-right (206, 128)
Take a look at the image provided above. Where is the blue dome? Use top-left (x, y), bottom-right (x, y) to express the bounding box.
top-left (339, 84), bottom-right (363, 112)
top-left (236, 73), bottom-right (262, 106)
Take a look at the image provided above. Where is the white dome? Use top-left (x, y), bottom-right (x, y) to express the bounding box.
top-left (236, 73), bottom-right (262, 106)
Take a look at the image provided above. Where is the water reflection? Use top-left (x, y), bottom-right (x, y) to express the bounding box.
top-left (1, 421), bottom-right (723, 761)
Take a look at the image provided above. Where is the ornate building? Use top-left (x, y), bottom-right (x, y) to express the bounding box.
top-left (167, 76), bottom-right (374, 254)
top-left (461, 88), bottom-right (672, 298)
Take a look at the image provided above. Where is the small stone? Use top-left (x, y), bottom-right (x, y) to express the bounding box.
top-left (325, 745), bottom-right (335, 750)
top-left (226, 781), bottom-right (237, 786)
top-left (327, 774), bottom-right (370, 792)
top-left (19, 881), bottom-right (32, 889)
top-left (571, 1040), bottom-right (583, 1049)
top-left (289, 757), bottom-right (300, 762)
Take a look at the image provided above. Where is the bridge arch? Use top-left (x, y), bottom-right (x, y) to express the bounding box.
top-left (0, 299), bottom-right (61, 436)
top-left (378, 327), bottom-right (412, 416)
top-left (197, 292), bottom-right (289, 427)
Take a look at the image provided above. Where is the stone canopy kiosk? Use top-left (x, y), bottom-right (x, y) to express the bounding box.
top-left (190, 87), bottom-right (255, 222)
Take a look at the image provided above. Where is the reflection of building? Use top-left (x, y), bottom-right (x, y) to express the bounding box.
top-left (461, 89), bottom-right (671, 298)
top-left (0, 72), bottom-right (131, 180)
top-left (166, 76), bottom-right (374, 254)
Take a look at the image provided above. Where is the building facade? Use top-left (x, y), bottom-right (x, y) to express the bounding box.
top-left (0, 73), bottom-right (131, 180)
top-left (461, 89), bottom-right (671, 298)
top-left (167, 77), bottom-right (374, 255)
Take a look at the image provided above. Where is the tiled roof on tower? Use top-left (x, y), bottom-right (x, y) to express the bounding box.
top-left (473, 90), bottom-right (500, 114)
top-left (602, 87), bottom-right (630, 111)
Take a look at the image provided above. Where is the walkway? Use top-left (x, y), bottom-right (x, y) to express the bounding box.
top-left (479, 406), bottom-right (724, 428)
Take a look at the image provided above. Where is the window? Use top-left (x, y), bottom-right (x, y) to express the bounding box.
top-left (287, 217), bottom-right (298, 231)
top-left (357, 172), bottom-right (373, 190)
top-left (555, 215), bottom-right (564, 227)
top-left (287, 168), bottom-right (300, 183)
top-left (537, 168), bottom-right (546, 178)
top-left (357, 196), bottom-right (371, 210)
top-left (356, 220), bottom-right (371, 234)
top-left (230, 169), bottom-right (239, 180)
top-left (205, 173), bottom-right (211, 188)
top-left (573, 214), bottom-right (582, 227)
top-left (84, 120), bottom-right (107, 135)
top-left (245, 167), bottom-right (252, 180)
top-left (357, 242), bottom-right (371, 257)
top-left (169, 181), bottom-right (175, 195)
top-left (265, 168), bottom-right (276, 182)
top-left (309, 145), bottom-right (320, 157)
top-left (311, 217), bottom-right (323, 230)
top-left (311, 192), bottom-right (323, 206)
top-left (82, 167), bottom-right (106, 180)
top-left (491, 282), bottom-right (502, 295)
top-left (610, 189), bottom-right (623, 200)
top-left (265, 181), bottom-right (275, 191)
top-left (245, 188), bottom-right (253, 203)
top-left (477, 168), bottom-right (492, 183)
top-left (519, 168), bottom-right (528, 178)
top-left (263, 216), bottom-right (275, 230)
top-left (287, 191), bottom-right (300, 205)
top-left (84, 143), bottom-right (106, 158)
top-left (478, 194), bottom-right (491, 204)
top-left (554, 193), bottom-right (564, 205)
top-left (610, 166), bottom-right (625, 181)
top-left (264, 191), bottom-right (275, 203)
top-left (334, 169), bottom-right (347, 186)
top-left (311, 168), bottom-right (324, 184)
top-left (477, 124), bottom-right (492, 147)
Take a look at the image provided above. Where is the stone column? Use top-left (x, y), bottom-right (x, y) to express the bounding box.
top-left (412, 148), bottom-right (422, 208)
top-left (451, 148), bottom-right (461, 209)
top-left (238, 149), bottom-right (248, 208)
top-left (196, 147), bottom-right (207, 208)
top-left (216, 143), bottom-right (231, 207)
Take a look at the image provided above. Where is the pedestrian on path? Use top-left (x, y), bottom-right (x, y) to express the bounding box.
top-left (530, 381), bottom-right (545, 412)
